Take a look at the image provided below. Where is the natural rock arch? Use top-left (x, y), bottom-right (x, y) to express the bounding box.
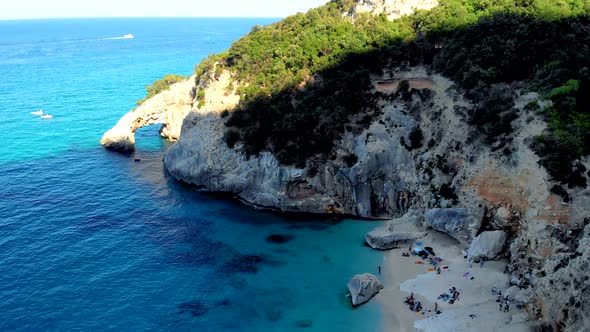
top-left (100, 76), bottom-right (196, 152)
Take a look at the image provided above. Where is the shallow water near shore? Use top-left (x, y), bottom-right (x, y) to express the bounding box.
top-left (0, 18), bottom-right (382, 331)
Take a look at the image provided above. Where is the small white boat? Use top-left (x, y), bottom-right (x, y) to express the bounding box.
top-left (31, 110), bottom-right (43, 116)
top-left (41, 114), bottom-right (53, 119)
top-left (123, 33), bottom-right (134, 39)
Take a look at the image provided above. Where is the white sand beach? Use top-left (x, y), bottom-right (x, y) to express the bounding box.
top-left (375, 230), bottom-right (531, 332)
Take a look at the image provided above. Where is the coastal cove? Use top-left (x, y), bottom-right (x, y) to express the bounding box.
top-left (0, 18), bottom-right (383, 331)
top-left (6, 0), bottom-right (590, 329)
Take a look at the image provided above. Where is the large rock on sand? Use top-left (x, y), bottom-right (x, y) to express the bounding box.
top-left (425, 208), bottom-right (483, 247)
top-left (365, 226), bottom-right (426, 250)
top-left (467, 230), bottom-right (507, 261)
top-left (348, 273), bottom-right (383, 306)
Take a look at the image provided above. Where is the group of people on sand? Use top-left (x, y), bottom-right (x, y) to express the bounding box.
top-left (437, 286), bottom-right (460, 304)
top-left (404, 292), bottom-right (444, 315)
top-left (402, 244), bottom-right (446, 274)
top-left (492, 287), bottom-right (512, 312)
top-left (404, 293), bottom-right (424, 313)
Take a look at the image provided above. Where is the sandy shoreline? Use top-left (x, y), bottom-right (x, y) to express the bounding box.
top-left (374, 229), bottom-right (531, 332)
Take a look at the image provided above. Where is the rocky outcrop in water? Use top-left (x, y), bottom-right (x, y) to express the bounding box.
top-left (347, 273), bottom-right (383, 306)
top-left (100, 76), bottom-right (196, 152)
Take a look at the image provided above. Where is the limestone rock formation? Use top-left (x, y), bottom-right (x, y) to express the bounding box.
top-left (347, 273), bottom-right (384, 306)
top-left (507, 217), bottom-right (590, 332)
top-left (104, 62), bottom-right (590, 328)
top-left (467, 230), bottom-right (507, 261)
top-left (100, 76), bottom-right (195, 152)
top-left (165, 68), bottom-right (470, 217)
top-left (424, 208), bottom-right (484, 247)
top-left (493, 206), bottom-right (511, 228)
top-left (164, 78), bottom-right (421, 217)
top-left (530, 222), bottom-right (590, 332)
top-left (348, 0), bottom-right (439, 20)
top-left (365, 227), bottom-right (426, 250)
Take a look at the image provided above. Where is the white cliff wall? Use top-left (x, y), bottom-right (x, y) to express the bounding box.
top-left (100, 76), bottom-right (196, 151)
top-left (351, 0), bottom-right (439, 20)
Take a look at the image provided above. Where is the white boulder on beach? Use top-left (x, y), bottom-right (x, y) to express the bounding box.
top-left (348, 273), bottom-right (383, 306)
top-left (467, 230), bottom-right (507, 261)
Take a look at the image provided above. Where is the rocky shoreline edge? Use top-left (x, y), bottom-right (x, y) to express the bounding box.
top-left (352, 209), bottom-right (532, 331)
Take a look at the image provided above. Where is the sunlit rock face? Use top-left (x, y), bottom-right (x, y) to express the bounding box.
top-left (348, 0), bottom-right (439, 20)
top-left (100, 76), bottom-right (195, 152)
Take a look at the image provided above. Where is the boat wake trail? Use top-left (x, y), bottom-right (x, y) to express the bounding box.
top-left (103, 34), bottom-right (134, 40)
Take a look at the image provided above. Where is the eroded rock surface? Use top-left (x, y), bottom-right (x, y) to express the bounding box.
top-left (101, 76), bottom-right (195, 152)
top-left (348, 0), bottom-right (439, 20)
top-left (365, 227), bottom-right (426, 250)
top-left (347, 273), bottom-right (384, 306)
top-left (105, 64), bottom-right (590, 329)
top-left (467, 230), bottom-right (507, 261)
top-left (424, 208), bottom-right (484, 247)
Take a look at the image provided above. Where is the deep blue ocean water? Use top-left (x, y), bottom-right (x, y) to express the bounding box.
top-left (0, 18), bottom-right (383, 331)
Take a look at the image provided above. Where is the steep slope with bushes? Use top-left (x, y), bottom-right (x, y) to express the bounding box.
top-left (104, 0), bottom-right (590, 330)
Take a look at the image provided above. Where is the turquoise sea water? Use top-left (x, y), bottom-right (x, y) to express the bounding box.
top-left (0, 18), bottom-right (383, 331)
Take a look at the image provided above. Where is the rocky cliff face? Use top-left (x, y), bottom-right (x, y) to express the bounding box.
top-left (166, 68), bottom-right (442, 217)
top-left (159, 65), bottom-right (590, 330)
top-left (164, 66), bottom-right (587, 222)
top-left (347, 0), bottom-right (439, 20)
top-left (102, 2), bottom-right (590, 327)
top-left (100, 76), bottom-right (196, 152)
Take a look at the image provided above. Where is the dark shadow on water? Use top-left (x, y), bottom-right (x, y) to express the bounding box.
top-left (178, 300), bottom-right (209, 317)
top-left (217, 254), bottom-right (274, 275)
top-left (265, 234), bottom-right (295, 244)
top-left (215, 298), bottom-right (232, 307)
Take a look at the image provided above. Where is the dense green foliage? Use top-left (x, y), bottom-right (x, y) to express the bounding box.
top-left (137, 74), bottom-right (185, 105)
top-left (532, 77), bottom-right (590, 186)
top-left (224, 53), bottom-right (385, 165)
top-left (185, 0), bottom-right (590, 182)
top-left (431, 14), bottom-right (590, 183)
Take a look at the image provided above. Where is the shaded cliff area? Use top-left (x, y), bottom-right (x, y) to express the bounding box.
top-left (103, 0), bottom-right (590, 330)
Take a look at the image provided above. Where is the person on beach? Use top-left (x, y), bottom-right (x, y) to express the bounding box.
top-left (480, 258), bottom-right (485, 268)
top-left (437, 267), bottom-right (441, 274)
top-left (415, 301), bottom-right (422, 312)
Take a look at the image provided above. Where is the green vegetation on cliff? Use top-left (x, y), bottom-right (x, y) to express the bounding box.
top-left (186, 0), bottom-right (590, 182)
top-left (137, 74), bottom-right (185, 105)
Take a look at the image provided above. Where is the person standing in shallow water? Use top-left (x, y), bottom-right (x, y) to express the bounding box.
top-left (378, 265), bottom-right (381, 275)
